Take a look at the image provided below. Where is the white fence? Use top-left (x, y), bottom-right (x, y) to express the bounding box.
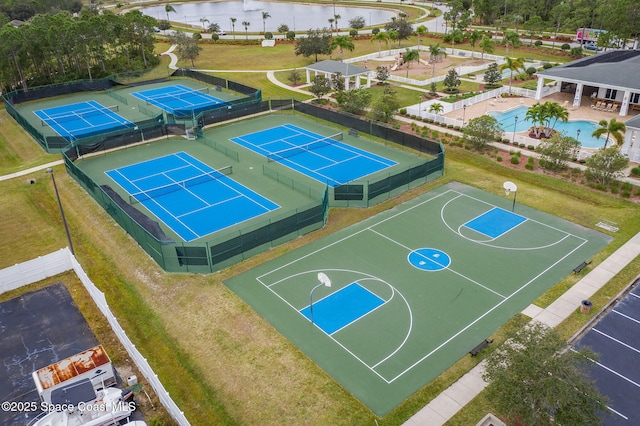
top-left (407, 85), bottom-right (537, 122)
top-left (346, 46), bottom-right (509, 87)
top-left (0, 249), bottom-right (190, 426)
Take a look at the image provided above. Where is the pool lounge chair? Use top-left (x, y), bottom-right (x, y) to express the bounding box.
top-left (591, 101), bottom-right (603, 110)
top-left (600, 103), bottom-right (612, 111)
top-left (609, 104), bottom-right (619, 113)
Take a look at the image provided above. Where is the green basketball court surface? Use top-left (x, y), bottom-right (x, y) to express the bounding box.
top-left (225, 181), bottom-right (611, 415)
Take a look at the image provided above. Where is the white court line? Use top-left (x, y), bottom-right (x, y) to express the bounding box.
top-left (442, 196), bottom-right (583, 251)
top-left (283, 123), bottom-right (396, 167)
top-left (257, 188), bottom-right (590, 382)
top-left (368, 227), bottom-right (507, 299)
top-left (259, 268), bottom-right (413, 384)
top-left (457, 190), bottom-right (589, 243)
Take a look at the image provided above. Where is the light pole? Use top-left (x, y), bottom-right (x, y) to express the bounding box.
top-left (462, 104), bottom-right (466, 126)
top-left (46, 168), bottom-right (75, 256)
top-left (310, 272), bottom-right (332, 325)
top-left (503, 181), bottom-right (518, 212)
top-left (512, 115), bottom-right (519, 144)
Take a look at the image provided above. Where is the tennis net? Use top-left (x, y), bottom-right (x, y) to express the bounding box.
top-left (145, 87), bottom-right (210, 104)
top-left (267, 132), bottom-right (343, 162)
top-left (129, 165), bottom-right (233, 204)
top-left (41, 105), bottom-right (119, 126)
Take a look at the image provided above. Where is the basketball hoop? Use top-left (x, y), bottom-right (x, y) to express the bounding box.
top-left (503, 181), bottom-right (518, 212)
top-left (503, 181), bottom-right (517, 196)
top-left (310, 273), bottom-right (332, 325)
top-left (317, 272), bottom-right (332, 287)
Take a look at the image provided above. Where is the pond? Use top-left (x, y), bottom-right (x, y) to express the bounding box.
top-left (141, 1), bottom-right (397, 33)
top-left (488, 106), bottom-right (605, 149)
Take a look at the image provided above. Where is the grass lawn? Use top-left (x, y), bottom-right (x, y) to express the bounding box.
top-left (2, 29), bottom-right (638, 425)
top-left (2, 96), bottom-right (640, 425)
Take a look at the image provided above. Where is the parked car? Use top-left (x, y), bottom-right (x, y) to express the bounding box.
top-left (583, 43), bottom-right (602, 51)
top-left (217, 30), bottom-right (226, 36)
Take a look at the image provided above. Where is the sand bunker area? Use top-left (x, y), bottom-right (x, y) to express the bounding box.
top-left (356, 53), bottom-right (489, 80)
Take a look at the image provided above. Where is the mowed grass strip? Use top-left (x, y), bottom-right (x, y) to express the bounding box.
top-left (4, 153), bottom-right (639, 425)
top-left (2, 87), bottom-right (639, 424)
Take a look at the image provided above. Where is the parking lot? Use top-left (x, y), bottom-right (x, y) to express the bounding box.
top-left (574, 281), bottom-right (640, 425)
top-left (0, 283), bottom-right (99, 425)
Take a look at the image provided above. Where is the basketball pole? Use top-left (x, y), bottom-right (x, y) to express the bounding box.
top-left (503, 181), bottom-right (518, 212)
top-left (310, 273), bottom-right (332, 325)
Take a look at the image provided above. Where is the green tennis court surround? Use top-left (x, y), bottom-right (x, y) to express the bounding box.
top-left (225, 182), bottom-right (611, 415)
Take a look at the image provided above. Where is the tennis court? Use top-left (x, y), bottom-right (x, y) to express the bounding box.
top-left (132, 84), bottom-right (228, 116)
top-left (106, 151), bottom-right (279, 242)
top-left (34, 100), bottom-right (133, 141)
top-left (225, 182), bottom-right (611, 415)
top-left (230, 123), bottom-right (397, 186)
top-left (574, 284), bottom-right (640, 425)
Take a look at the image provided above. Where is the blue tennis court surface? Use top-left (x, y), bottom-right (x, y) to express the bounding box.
top-left (132, 84), bottom-right (227, 116)
top-left (300, 282), bottom-right (385, 334)
top-left (106, 152), bottom-right (279, 242)
top-left (464, 207), bottom-right (527, 238)
top-left (230, 124), bottom-right (397, 186)
top-left (574, 285), bottom-right (640, 425)
top-left (34, 100), bottom-right (133, 141)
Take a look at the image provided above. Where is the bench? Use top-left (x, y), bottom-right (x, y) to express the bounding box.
top-left (469, 338), bottom-right (493, 356)
top-left (348, 128), bottom-right (359, 137)
top-left (573, 260), bottom-right (591, 274)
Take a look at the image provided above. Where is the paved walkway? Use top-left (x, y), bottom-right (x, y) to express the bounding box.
top-left (403, 232), bottom-right (640, 425)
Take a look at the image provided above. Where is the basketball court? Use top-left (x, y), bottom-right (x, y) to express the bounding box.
top-left (225, 182), bottom-right (611, 415)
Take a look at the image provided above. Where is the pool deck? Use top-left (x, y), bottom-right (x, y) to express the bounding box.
top-left (445, 91), bottom-right (639, 130)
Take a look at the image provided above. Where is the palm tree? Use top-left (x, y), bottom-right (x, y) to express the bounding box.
top-left (469, 29), bottom-right (481, 57)
top-left (429, 42), bottom-right (447, 77)
top-left (499, 56), bottom-right (525, 94)
top-left (334, 14), bottom-right (341, 31)
top-left (230, 17), bottom-right (237, 40)
top-left (592, 118), bottom-right (627, 148)
top-left (503, 30), bottom-right (520, 56)
top-left (261, 11), bottom-right (271, 34)
top-left (429, 102), bottom-right (444, 115)
top-left (242, 21), bottom-right (250, 40)
top-left (527, 102), bottom-right (569, 138)
top-left (388, 30), bottom-right (399, 48)
top-left (479, 35), bottom-right (495, 61)
top-left (525, 102), bottom-right (545, 137)
top-left (403, 48), bottom-right (419, 78)
top-left (545, 102), bottom-right (569, 136)
top-left (165, 4), bottom-right (176, 22)
top-left (328, 18), bottom-right (334, 32)
top-left (371, 31), bottom-right (389, 58)
top-left (200, 17), bottom-right (209, 31)
top-left (416, 25), bottom-right (427, 46)
top-left (330, 35), bottom-right (355, 62)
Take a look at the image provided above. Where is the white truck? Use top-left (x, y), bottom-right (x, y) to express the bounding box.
top-left (32, 345), bottom-right (117, 404)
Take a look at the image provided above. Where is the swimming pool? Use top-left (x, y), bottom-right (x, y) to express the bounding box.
top-left (488, 106), bottom-right (605, 148)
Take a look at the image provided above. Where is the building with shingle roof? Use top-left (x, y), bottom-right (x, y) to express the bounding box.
top-left (535, 50), bottom-right (640, 161)
top-left (304, 60), bottom-right (372, 90)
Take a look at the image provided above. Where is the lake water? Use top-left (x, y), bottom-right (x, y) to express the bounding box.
top-left (141, 1), bottom-right (396, 33)
top-left (488, 106), bottom-right (605, 149)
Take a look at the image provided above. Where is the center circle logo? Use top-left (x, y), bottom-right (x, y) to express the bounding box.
top-left (407, 248), bottom-right (450, 271)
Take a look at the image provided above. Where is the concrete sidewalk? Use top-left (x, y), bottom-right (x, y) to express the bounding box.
top-left (404, 232), bottom-right (640, 425)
